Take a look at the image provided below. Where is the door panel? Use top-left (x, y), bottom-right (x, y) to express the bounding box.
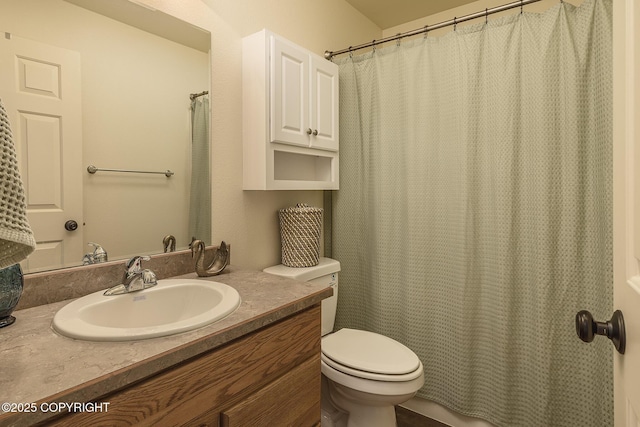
top-left (270, 35), bottom-right (309, 148)
top-left (614, 0), bottom-right (640, 426)
top-left (0, 34), bottom-right (83, 272)
top-left (310, 57), bottom-right (338, 151)
top-left (20, 112), bottom-right (62, 206)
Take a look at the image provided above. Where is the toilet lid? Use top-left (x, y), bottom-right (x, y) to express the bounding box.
top-left (321, 328), bottom-right (421, 376)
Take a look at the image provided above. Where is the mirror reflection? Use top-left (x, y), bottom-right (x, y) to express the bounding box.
top-left (1, 0), bottom-right (211, 273)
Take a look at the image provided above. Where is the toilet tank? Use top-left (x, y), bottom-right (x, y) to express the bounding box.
top-left (263, 257), bottom-right (340, 336)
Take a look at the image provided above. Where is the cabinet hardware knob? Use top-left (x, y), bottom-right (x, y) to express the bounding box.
top-left (312, 129), bottom-right (318, 136)
top-left (306, 128), bottom-right (312, 135)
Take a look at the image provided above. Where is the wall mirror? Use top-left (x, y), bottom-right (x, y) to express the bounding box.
top-left (0, 0), bottom-right (212, 274)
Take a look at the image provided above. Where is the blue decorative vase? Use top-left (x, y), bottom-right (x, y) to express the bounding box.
top-left (0, 264), bottom-right (23, 328)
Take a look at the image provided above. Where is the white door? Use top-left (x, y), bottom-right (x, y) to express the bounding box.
top-left (613, 0), bottom-right (640, 426)
top-left (309, 56), bottom-right (339, 152)
top-left (270, 35), bottom-right (310, 148)
top-left (0, 33), bottom-right (83, 272)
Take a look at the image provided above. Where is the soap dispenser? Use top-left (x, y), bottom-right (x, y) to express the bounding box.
top-left (82, 242), bottom-right (108, 265)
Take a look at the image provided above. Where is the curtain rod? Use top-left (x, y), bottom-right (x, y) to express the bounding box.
top-left (324, 0), bottom-right (543, 60)
top-left (190, 90), bottom-right (209, 101)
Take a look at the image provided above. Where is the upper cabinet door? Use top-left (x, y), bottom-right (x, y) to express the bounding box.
top-left (270, 36), bottom-right (309, 148)
top-left (309, 57), bottom-right (339, 152)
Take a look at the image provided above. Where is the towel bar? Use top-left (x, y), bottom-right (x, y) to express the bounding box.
top-left (87, 165), bottom-right (174, 177)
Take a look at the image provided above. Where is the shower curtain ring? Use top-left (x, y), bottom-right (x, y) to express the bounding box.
top-left (454, 17), bottom-right (457, 31)
top-left (424, 25), bottom-right (428, 39)
top-left (372, 40), bottom-right (376, 53)
top-left (349, 46), bottom-right (353, 58)
top-left (520, 0), bottom-right (524, 14)
top-left (485, 8), bottom-right (489, 25)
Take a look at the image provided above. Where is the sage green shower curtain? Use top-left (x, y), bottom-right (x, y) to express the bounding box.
top-left (332, 0), bottom-right (612, 426)
top-left (189, 96), bottom-right (211, 244)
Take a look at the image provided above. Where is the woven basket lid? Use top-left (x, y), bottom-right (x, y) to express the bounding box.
top-left (279, 203), bottom-right (323, 213)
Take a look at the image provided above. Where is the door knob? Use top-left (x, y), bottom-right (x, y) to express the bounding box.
top-left (64, 220), bottom-right (78, 231)
top-left (575, 309), bottom-right (625, 354)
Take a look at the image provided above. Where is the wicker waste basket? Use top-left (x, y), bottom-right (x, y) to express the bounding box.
top-left (278, 203), bottom-right (323, 267)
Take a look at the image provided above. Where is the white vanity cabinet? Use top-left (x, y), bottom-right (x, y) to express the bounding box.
top-left (243, 29), bottom-right (339, 190)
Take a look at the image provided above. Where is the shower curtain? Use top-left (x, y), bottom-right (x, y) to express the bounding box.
top-left (189, 96), bottom-right (211, 244)
top-left (332, 0), bottom-right (612, 426)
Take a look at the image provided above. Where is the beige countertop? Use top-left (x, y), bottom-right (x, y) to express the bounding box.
top-left (0, 266), bottom-right (332, 427)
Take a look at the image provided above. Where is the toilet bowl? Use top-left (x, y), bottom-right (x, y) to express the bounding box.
top-left (264, 258), bottom-right (424, 427)
top-left (321, 328), bottom-right (424, 427)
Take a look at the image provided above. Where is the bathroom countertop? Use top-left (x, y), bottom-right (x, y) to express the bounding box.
top-left (0, 266), bottom-right (332, 427)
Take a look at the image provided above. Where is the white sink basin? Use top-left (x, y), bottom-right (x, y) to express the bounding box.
top-left (52, 279), bottom-right (241, 341)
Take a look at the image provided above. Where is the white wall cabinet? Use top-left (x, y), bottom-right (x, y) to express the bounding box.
top-left (243, 29), bottom-right (339, 190)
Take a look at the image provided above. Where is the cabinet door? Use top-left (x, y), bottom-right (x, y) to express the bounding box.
top-left (221, 356), bottom-right (320, 427)
top-left (309, 57), bottom-right (339, 152)
top-left (271, 36), bottom-right (310, 148)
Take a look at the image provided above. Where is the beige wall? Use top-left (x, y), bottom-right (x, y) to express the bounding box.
top-left (137, 0), bottom-right (381, 270)
top-left (384, 0), bottom-right (584, 37)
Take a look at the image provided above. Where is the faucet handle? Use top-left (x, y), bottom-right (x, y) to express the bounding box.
top-left (141, 269), bottom-right (157, 286)
top-left (88, 242), bottom-right (108, 263)
top-left (125, 255), bottom-right (151, 274)
top-left (82, 242), bottom-right (108, 265)
top-left (112, 256), bottom-right (157, 294)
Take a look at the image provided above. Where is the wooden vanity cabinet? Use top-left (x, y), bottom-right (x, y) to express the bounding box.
top-left (46, 305), bottom-right (321, 426)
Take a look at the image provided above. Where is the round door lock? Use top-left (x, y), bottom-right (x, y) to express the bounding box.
top-left (576, 309), bottom-right (626, 354)
top-left (64, 220), bottom-right (78, 231)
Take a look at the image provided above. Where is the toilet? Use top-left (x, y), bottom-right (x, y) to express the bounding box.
top-left (264, 258), bottom-right (424, 427)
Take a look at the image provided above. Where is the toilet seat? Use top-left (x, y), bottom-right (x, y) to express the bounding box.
top-left (321, 358), bottom-right (425, 398)
top-left (321, 328), bottom-right (423, 382)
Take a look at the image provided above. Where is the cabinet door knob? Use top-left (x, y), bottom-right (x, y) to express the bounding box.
top-left (312, 129), bottom-right (318, 136)
top-left (306, 128), bottom-right (312, 135)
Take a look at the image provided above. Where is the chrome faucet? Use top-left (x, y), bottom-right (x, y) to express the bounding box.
top-left (82, 242), bottom-right (108, 265)
top-left (104, 256), bottom-right (157, 296)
